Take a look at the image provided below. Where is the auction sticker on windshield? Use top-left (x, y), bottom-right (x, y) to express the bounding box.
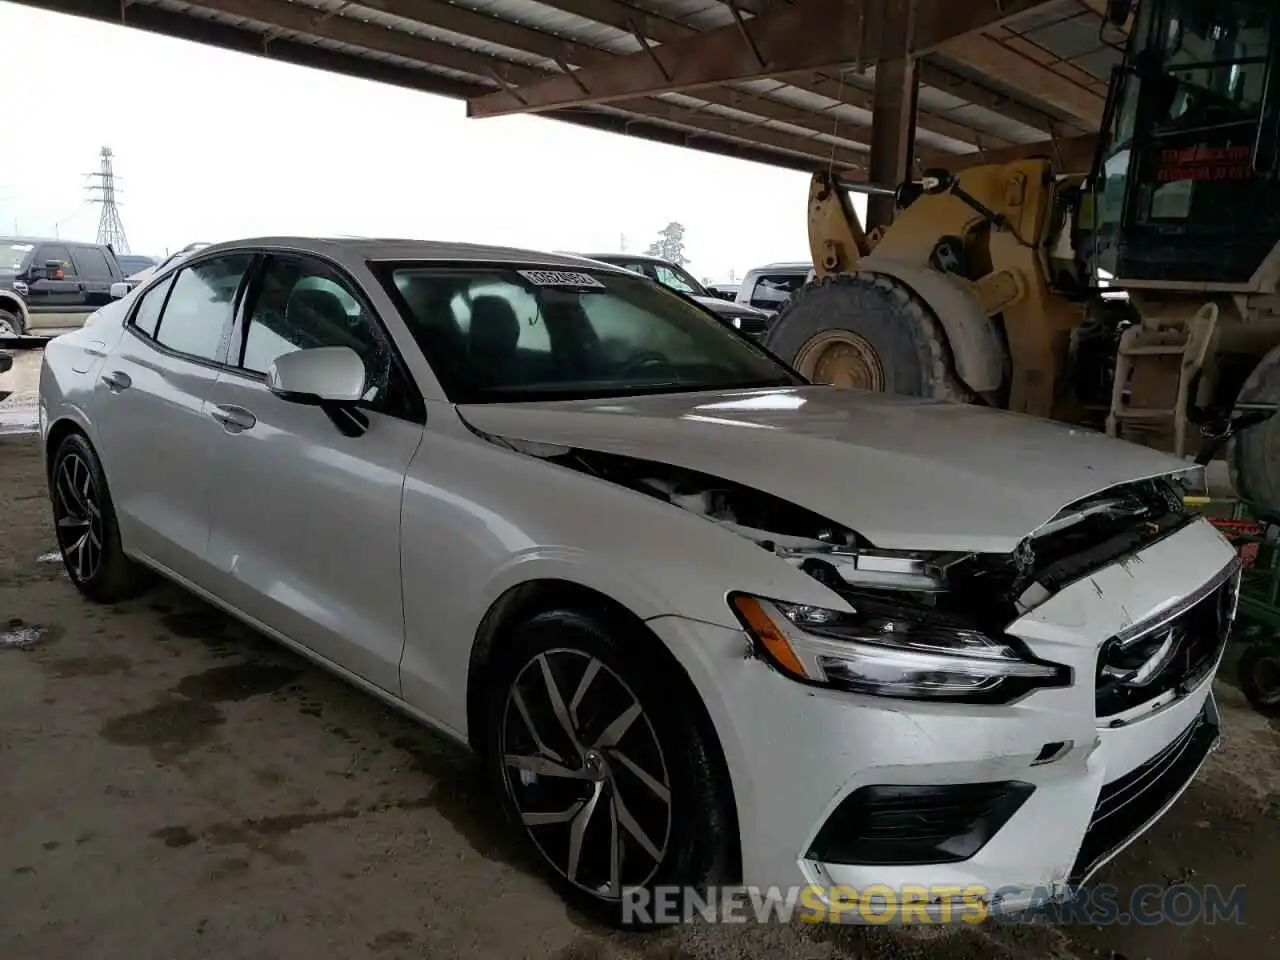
top-left (517, 269), bottom-right (604, 288)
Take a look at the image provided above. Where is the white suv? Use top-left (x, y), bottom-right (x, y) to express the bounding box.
top-left (736, 262), bottom-right (813, 314)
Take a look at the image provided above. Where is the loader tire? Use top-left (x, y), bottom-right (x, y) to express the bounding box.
top-left (1229, 343), bottom-right (1280, 516)
top-left (764, 273), bottom-right (964, 400)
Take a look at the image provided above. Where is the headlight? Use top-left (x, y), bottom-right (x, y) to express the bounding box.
top-left (730, 593), bottom-right (1070, 704)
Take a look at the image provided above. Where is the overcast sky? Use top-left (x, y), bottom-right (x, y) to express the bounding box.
top-left (0, 3), bottom-right (869, 281)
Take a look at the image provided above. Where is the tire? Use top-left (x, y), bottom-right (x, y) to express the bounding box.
top-left (483, 607), bottom-right (734, 928)
top-left (763, 273), bottom-right (965, 399)
top-left (49, 432), bottom-right (150, 603)
top-left (1237, 640), bottom-right (1280, 717)
top-left (1229, 343), bottom-right (1280, 516)
top-left (0, 307), bottom-right (24, 339)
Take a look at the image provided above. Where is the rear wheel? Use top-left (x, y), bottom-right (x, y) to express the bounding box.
top-left (483, 607), bottom-right (734, 927)
top-left (49, 432), bottom-right (150, 603)
top-left (0, 307), bottom-right (23, 339)
top-left (1229, 344), bottom-right (1280, 515)
top-left (764, 273), bottom-right (963, 399)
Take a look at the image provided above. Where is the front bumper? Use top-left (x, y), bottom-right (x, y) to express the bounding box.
top-left (650, 517), bottom-right (1236, 920)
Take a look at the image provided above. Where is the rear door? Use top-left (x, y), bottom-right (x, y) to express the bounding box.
top-left (69, 245), bottom-right (119, 308)
top-left (92, 253), bottom-right (255, 579)
top-left (204, 251), bottom-right (425, 693)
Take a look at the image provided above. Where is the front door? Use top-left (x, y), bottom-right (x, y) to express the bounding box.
top-left (25, 243), bottom-right (82, 329)
top-left (93, 253), bottom-right (255, 577)
top-left (205, 252), bottom-right (424, 693)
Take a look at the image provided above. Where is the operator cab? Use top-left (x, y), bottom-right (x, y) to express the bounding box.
top-left (1083, 0), bottom-right (1280, 286)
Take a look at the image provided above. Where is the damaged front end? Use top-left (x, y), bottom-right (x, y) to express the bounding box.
top-left (484, 431), bottom-right (1194, 704)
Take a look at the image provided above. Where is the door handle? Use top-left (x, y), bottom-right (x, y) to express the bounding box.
top-left (100, 370), bottom-right (131, 392)
top-left (210, 404), bottom-right (257, 433)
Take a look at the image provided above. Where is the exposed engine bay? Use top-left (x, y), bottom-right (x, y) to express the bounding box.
top-left (478, 430), bottom-right (1194, 631)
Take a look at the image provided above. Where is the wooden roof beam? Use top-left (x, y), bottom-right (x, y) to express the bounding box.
top-left (932, 34), bottom-right (1106, 125)
top-left (466, 0), bottom-right (1060, 118)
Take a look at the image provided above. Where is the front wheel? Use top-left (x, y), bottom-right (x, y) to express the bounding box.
top-left (49, 432), bottom-right (150, 603)
top-left (1230, 343), bottom-right (1280, 516)
top-left (1238, 640), bottom-right (1280, 717)
top-left (0, 307), bottom-right (24, 339)
top-left (764, 273), bottom-right (964, 399)
top-left (484, 608), bottom-right (735, 927)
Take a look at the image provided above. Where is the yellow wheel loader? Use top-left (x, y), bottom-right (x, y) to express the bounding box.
top-left (765, 0), bottom-right (1280, 511)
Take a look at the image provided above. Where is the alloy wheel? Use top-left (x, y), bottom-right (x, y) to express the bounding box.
top-left (53, 452), bottom-right (104, 583)
top-left (0, 316), bottom-right (17, 338)
top-left (500, 648), bottom-right (672, 899)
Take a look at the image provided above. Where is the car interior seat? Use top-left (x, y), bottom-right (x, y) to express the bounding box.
top-left (467, 295), bottom-right (522, 385)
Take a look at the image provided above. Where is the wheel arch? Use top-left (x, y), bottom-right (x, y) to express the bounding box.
top-left (44, 414), bottom-right (93, 479)
top-left (0, 290), bottom-right (27, 334)
top-left (464, 576), bottom-right (743, 879)
top-left (0, 290), bottom-right (27, 319)
top-left (859, 256), bottom-right (1007, 395)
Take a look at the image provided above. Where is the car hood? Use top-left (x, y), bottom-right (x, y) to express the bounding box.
top-left (692, 295), bottom-right (767, 319)
top-left (457, 386), bottom-right (1191, 553)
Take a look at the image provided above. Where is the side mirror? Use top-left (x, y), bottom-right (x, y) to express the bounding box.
top-left (109, 281), bottom-right (130, 300)
top-left (267, 345), bottom-right (366, 404)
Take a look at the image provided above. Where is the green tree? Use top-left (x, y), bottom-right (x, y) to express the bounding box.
top-left (644, 221), bottom-right (689, 266)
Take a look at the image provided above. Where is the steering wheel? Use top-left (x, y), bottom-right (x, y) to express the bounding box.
top-left (617, 351), bottom-right (672, 377)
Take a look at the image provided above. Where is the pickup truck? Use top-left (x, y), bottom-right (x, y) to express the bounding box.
top-left (0, 236), bottom-right (128, 339)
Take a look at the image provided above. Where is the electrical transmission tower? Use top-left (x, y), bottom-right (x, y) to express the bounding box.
top-left (86, 146), bottom-right (130, 254)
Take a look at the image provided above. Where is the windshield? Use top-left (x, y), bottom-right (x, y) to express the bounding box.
top-left (599, 257), bottom-right (708, 297)
top-left (376, 264), bottom-right (801, 403)
top-left (650, 262), bottom-right (706, 296)
top-left (116, 255), bottom-right (156, 274)
top-left (0, 241), bottom-right (34, 272)
top-left (1152, 0), bottom-right (1273, 135)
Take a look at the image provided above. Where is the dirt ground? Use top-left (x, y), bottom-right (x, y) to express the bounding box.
top-left (2, 357), bottom-right (1279, 959)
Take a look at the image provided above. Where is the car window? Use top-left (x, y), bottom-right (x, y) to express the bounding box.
top-left (71, 246), bottom-right (114, 279)
top-left (378, 264), bottom-right (800, 403)
top-left (747, 273), bottom-right (806, 310)
top-left (240, 254), bottom-right (395, 407)
top-left (0, 241), bottom-right (35, 272)
top-left (37, 245), bottom-right (76, 277)
top-left (652, 265), bottom-right (699, 295)
top-left (130, 274), bottom-right (177, 339)
top-left (153, 254), bottom-right (254, 362)
top-left (117, 255), bottom-right (156, 275)
top-left (579, 293), bottom-right (706, 360)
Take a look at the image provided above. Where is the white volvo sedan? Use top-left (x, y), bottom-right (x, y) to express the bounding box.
top-left (39, 238), bottom-right (1238, 925)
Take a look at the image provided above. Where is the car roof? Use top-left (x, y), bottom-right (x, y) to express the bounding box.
top-left (1, 236), bottom-right (87, 246)
top-left (194, 237), bottom-right (635, 272)
top-left (576, 252), bottom-right (669, 264)
top-left (746, 261), bottom-right (811, 272)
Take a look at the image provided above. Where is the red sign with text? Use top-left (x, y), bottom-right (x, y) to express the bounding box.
top-left (1155, 144), bottom-right (1252, 182)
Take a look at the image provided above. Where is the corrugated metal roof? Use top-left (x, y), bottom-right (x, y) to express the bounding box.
top-left (27, 0), bottom-right (1119, 179)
